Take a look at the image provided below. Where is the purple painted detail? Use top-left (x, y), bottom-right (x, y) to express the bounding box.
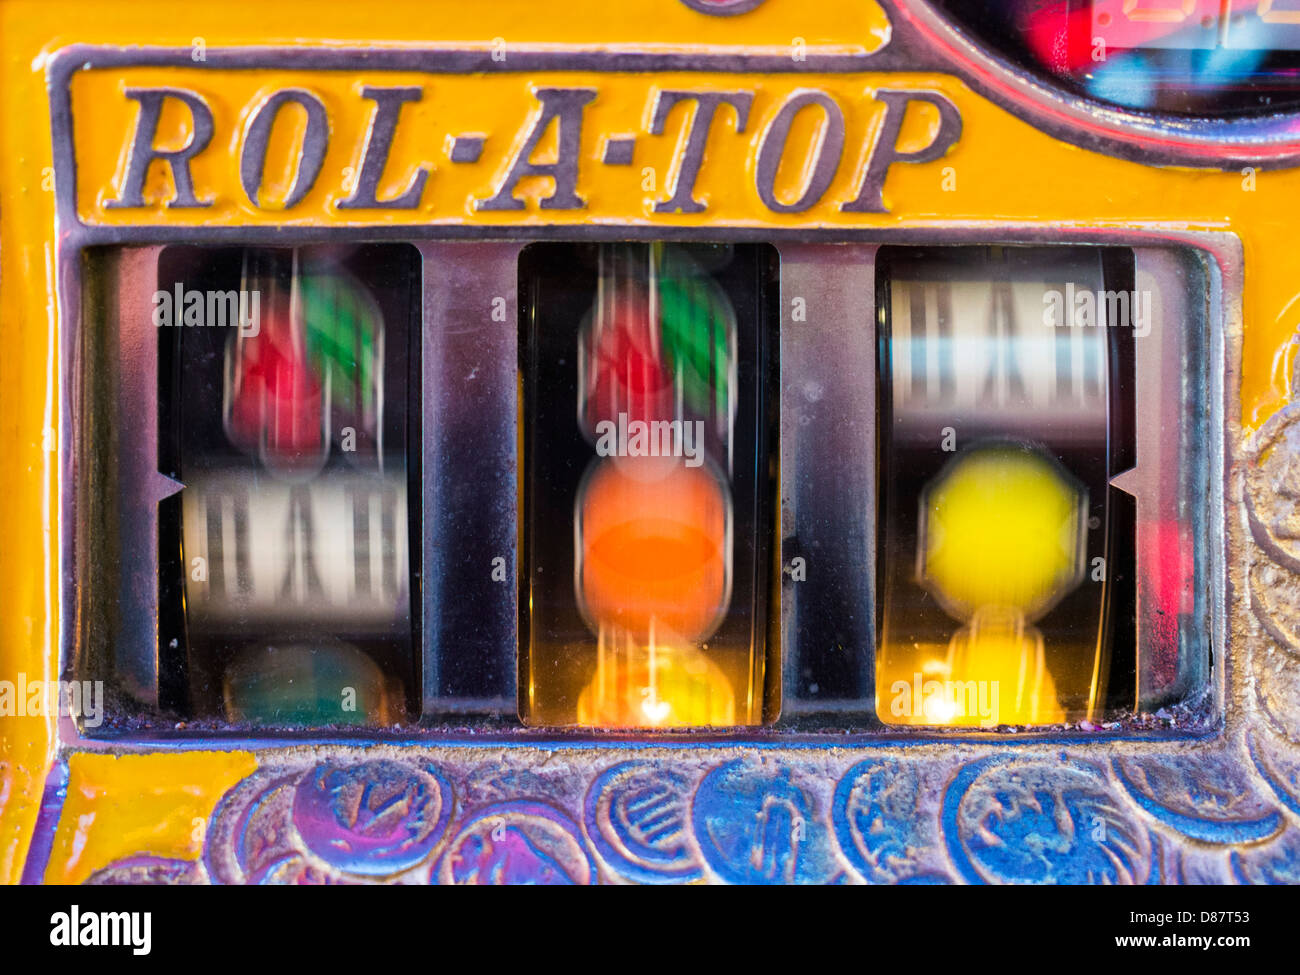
top-left (204, 770), bottom-right (304, 884)
top-left (202, 760), bottom-right (450, 883)
top-left (243, 855), bottom-right (349, 885)
top-left (85, 855), bottom-right (206, 885)
top-left (601, 137), bottom-right (635, 166)
top-left (449, 136), bottom-right (484, 164)
top-left (20, 758), bottom-right (68, 885)
top-left (292, 760), bottom-right (452, 875)
top-left (436, 801), bottom-right (595, 885)
top-left (679, 0), bottom-right (769, 16)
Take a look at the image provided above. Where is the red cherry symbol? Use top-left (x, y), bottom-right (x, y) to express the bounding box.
top-left (264, 349), bottom-right (323, 459)
top-left (226, 310), bottom-right (324, 468)
top-left (582, 279), bottom-right (674, 433)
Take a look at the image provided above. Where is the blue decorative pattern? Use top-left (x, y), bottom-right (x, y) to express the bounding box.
top-left (833, 758), bottom-right (936, 883)
top-left (78, 728), bottom-right (1300, 884)
top-left (584, 762), bottom-right (701, 884)
top-left (944, 757), bottom-right (1148, 884)
top-left (1114, 755), bottom-right (1283, 844)
top-left (690, 759), bottom-right (842, 885)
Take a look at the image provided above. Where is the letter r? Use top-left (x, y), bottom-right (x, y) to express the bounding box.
top-left (107, 88), bottom-right (214, 209)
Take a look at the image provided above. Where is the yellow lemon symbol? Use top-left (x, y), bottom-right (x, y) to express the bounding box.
top-left (919, 443), bottom-right (1087, 622)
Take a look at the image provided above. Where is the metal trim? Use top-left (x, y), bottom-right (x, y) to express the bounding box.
top-left (59, 225), bottom-right (1239, 752)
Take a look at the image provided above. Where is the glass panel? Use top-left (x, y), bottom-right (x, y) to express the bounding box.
top-left (932, 0), bottom-right (1300, 116)
top-left (520, 242), bottom-right (779, 728)
top-left (159, 244), bottom-right (422, 727)
top-left (876, 246), bottom-right (1137, 727)
top-left (775, 244), bottom-right (878, 726)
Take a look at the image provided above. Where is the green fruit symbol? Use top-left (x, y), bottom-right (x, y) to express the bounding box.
top-left (299, 270), bottom-right (382, 417)
top-left (655, 244), bottom-right (736, 423)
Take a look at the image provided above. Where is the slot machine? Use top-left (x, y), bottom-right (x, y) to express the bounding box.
top-left (0, 0), bottom-right (1298, 886)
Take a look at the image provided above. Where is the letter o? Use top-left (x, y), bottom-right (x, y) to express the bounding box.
top-left (755, 91), bottom-right (846, 214)
top-left (240, 89), bottom-right (330, 209)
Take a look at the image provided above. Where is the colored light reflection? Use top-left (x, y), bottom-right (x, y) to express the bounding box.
top-left (577, 455), bottom-right (731, 643)
top-left (569, 243), bottom-right (740, 728)
top-left (901, 444), bottom-right (1085, 727)
top-left (577, 624), bottom-right (735, 729)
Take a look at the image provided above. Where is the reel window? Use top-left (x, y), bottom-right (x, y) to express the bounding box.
top-left (518, 243), bottom-right (780, 728)
top-left (72, 239), bottom-right (1212, 737)
top-left (77, 244), bottom-right (423, 730)
top-left (877, 247), bottom-right (1132, 726)
top-left (874, 245), bottom-right (1206, 728)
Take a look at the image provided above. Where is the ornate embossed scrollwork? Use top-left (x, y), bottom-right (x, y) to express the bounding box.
top-left (941, 757), bottom-right (1150, 885)
top-left (81, 743), bottom-right (1300, 885)
top-left (1245, 402), bottom-right (1300, 742)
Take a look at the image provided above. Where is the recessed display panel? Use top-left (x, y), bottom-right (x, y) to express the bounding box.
top-left (520, 242), bottom-right (779, 728)
top-left (876, 246), bottom-right (1138, 727)
top-left (159, 244), bottom-right (422, 727)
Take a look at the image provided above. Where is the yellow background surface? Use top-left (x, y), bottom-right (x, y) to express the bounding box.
top-left (42, 752), bottom-right (256, 885)
top-left (0, 0), bottom-right (1291, 883)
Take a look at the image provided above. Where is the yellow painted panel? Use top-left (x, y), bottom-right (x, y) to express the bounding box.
top-left (42, 752), bottom-right (256, 885)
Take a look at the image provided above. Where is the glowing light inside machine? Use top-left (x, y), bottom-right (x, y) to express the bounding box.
top-left (574, 244), bottom-right (738, 728)
top-left (877, 248), bottom-right (1121, 728)
top-left (224, 250), bottom-right (386, 479)
top-left (918, 445), bottom-right (1086, 726)
top-left (1017, 0), bottom-right (1298, 110)
top-left (919, 444), bottom-right (1087, 622)
top-left (577, 622), bottom-right (736, 729)
top-left (179, 246), bottom-right (408, 726)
